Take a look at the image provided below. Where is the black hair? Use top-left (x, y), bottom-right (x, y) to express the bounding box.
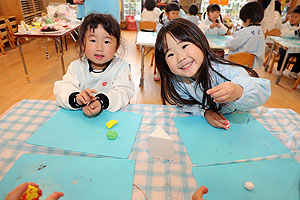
top-left (203, 4), bottom-right (223, 23)
top-left (171, 0), bottom-right (183, 9)
top-left (159, 2), bottom-right (180, 25)
top-left (155, 18), bottom-right (258, 111)
top-left (261, 0), bottom-right (271, 10)
top-left (145, 0), bottom-right (156, 11)
top-left (239, 2), bottom-right (264, 24)
top-left (78, 13), bottom-right (121, 59)
top-left (188, 4), bottom-right (198, 16)
top-left (274, 1), bottom-right (281, 15)
top-left (291, 5), bottom-right (300, 14)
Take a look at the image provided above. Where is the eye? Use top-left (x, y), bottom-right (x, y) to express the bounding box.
top-left (90, 39), bottom-right (96, 42)
top-left (167, 53), bottom-right (174, 58)
top-left (182, 44), bottom-right (189, 49)
top-left (104, 40), bottom-right (111, 44)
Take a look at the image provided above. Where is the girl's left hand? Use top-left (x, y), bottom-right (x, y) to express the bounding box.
top-left (82, 97), bottom-right (102, 118)
top-left (206, 82), bottom-right (243, 103)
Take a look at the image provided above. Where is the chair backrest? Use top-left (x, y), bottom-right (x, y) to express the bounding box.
top-left (264, 28), bottom-right (281, 38)
top-left (139, 21), bottom-right (156, 32)
top-left (228, 52), bottom-right (255, 68)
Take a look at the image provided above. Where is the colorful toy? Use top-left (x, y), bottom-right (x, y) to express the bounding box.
top-left (106, 120), bottom-right (118, 129)
top-left (20, 185), bottom-right (41, 200)
top-left (106, 130), bottom-right (118, 140)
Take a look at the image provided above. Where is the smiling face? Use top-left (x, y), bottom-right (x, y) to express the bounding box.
top-left (164, 33), bottom-right (204, 78)
top-left (84, 24), bottom-right (118, 70)
top-left (208, 10), bottom-right (220, 22)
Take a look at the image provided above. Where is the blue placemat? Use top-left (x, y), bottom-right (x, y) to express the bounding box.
top-left (0, 154), bottom-right (135, 200)
top-left (174, 113), bottom-right (290, 165)
top-left (27, 109), bottom-right (143, 158)
top-left (192, 158), bottom-right (300, 199)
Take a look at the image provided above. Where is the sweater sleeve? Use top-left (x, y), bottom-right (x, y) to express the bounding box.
top-left (198, 21), bottom-right (210, 34)
top-left (53, 62), bottom-right (81, 110)
top-left (103, 65), bottom-right (135, 112)
top-left (223, 66), bottom-right (271, 111)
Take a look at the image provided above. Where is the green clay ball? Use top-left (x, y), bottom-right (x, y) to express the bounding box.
top-left (106, 130), bottom-right (118, 140)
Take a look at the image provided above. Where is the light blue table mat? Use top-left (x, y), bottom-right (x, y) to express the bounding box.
top-left (174, 113), bottom-right (290, 165)
top-left (192, 158), bottom-right (300, 200)
top-left (27, 109), bottom-right (143, 158)
top-left (0, 154), bottom-right (135, 200)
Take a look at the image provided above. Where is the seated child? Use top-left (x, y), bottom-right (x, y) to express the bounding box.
top-left (171, 0), bottom-right (186, 17)
top-left (277, 5), bottom-right (300, 80)
top-left (198, 4), bottom-right (227, 35)
top-left (226, 2), bottom-right (265, 68)
top-left (155, 18), bottom-right (270, 129)
top-left (157, 2), bottom-right (180, 33)
top-left (185, 3), bottom-right (200, 25)
top-left (54, 13), bottom-right (135, 117)
top-left (141, 0), bottom-right (161, 22)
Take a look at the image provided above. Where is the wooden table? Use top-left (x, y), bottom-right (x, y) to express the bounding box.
top-left (14, 24), bottom-right (80, 82)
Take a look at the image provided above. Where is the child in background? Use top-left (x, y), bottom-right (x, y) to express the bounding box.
top-left (155, 18), bottom-right (270, 129)
top-left (226, 2), bottom-right (265, 68)
top-left (141, 0), bottom-right (161, 22)
top-left (157, 2), bottom-right (180, 32)
top-left (54, 13), bottom-right (135, 117)
top-left (171, 0), bottom-right (186, 17)
top-left (198, 4), bottom-right (227, 35)
top-left (274, 0), bottom-right (282, 30)
top-left (185, 3), bottom-right (200, 25)
top-left (277, 5), bottom-right (300, 81)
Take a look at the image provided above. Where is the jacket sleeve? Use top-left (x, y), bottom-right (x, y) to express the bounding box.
top-left (53, 63), bottom-right (81, 110)
top-left (226, 30), bottom-right (249, 50)
top-left (225, 67), bottom-right (271, 111)
top-left (198, 21), bottom-right (210, 34)
top-left (103, 65), bottom-right (135, 112)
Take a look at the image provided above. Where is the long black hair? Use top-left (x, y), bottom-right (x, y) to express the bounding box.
top-left (155, 18), bottom-right (258, 111)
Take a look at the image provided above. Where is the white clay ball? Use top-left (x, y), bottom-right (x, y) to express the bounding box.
top-left (244, 181), bottom-right (254, 191)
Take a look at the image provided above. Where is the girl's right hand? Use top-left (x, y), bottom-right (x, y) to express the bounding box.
top-left (204, 110), bottom-right (228, 129)
top-left (192, 185), bottom-right (208, 200)
top-left (76, 88), bottom-right (97, 106)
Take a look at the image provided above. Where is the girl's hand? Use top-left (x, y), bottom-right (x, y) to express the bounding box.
top-left (82, 97), bottom-right (102, 118)
top-left (192, 185), bottom-right (209, 200)
top-left (204, 110), bottom-right (228, 129)
top-left (206, 82), bottom-right (243, 103)
top-left (217, 23), bottom-right (221, 28)
top-left (210, 23), bottom-right (217, 28)
top-left (76, 88), bottom-right (97, 106)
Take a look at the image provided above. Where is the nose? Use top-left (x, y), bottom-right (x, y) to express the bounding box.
top-left (96, 42), bottom-right (104, 51)
top-left (176, 52), bottom-right (186, 63)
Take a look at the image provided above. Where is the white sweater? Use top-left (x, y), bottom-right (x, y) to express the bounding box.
top-left (53, 56), bottom-right (135, 112)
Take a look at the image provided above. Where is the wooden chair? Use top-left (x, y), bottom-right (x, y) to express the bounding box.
top-left (263, 29), bottom-right (281, 73)
top-left (228, 52), bottom-right (255, 68)
top-left (138, 21), bottom-right (157, 74)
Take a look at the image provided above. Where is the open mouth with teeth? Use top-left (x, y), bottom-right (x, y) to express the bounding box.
top-left (180, 62), bottom-right (193, 70)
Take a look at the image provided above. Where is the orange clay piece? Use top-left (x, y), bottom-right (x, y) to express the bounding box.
top-left (20, 185), bottom-right (41, 200)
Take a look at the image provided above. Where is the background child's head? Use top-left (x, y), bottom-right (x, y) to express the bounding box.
top-left (239, 2), bottom-right (264, 27)
top-left (188, 4), bottom-right (198, 16)
top-left (165, 2), bottom-right (180, 20)
top-left (289, 5), bottom-right (300, 26)
top-left (205, 4), bottom-right (222, 23)
top-left (145, 0), bottom-right (156, 11)
top-left (78, 13), bottom-right (121, 65)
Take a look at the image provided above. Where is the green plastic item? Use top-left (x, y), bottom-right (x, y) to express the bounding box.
top-left (106, 130), bottom-right (118, 140)
top-left (45, 19), bottom-right (54, 24)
